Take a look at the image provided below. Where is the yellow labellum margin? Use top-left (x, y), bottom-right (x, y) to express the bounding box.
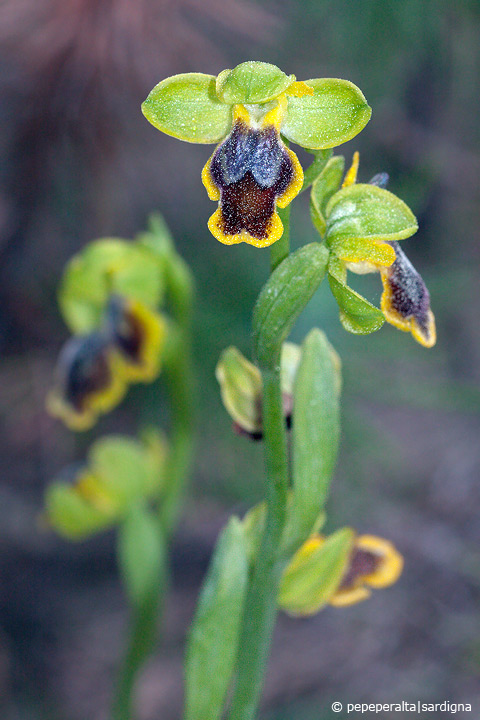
top-left (380, 242), bottom-right (436, 348)
top-left (330, 534), bottom-right (404, 607)
top-left (104, 295), bottom-right (167, 382)
top-left (202, 99), bottom-right (304, 248)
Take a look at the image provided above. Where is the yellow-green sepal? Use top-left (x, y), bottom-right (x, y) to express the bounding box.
top-left (310, 156), bottom-right (346, 237)
top-left (278, 528), bottom-right (354, 616)
top-left (328, 256), bottom-right (385, 335)
top-left (88, 434), bottom-right (166, 506)
top-left (281, 78), bottom-right (371, 149)
top-left (59, 239), bottom-right (164, 334)
top-left (216, 61), bottom-right (295, 104)
top-left (142, 73), bottom-right (232, 144)
top-left (215, 347), bottom-right (262, 434)
top-left (325, 183), bottom-right (418, 250)
top-left (44, 478), bottom-right (117, 540)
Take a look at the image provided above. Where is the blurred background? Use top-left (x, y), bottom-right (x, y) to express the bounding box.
top-left (0, 0), bottom-right (479, 718)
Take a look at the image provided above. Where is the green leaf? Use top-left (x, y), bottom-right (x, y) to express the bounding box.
top-left (310, 156), bottom-right (346, 237)
top-left (142, 73), bottom-right (232, 144)
top-left (287, 330), bottom-right (341, 550)
top-left (216, 61), bottom-right (295, 104)
top-left (44, 481), bottom-right (115, 540)
top-left (184, 518), bottom-right (248, 720)
top-left (117, 504), bottom-right (166, 607)
top-left (328, 258), bottom-right (385, 335)
top-left (278, 528), bottom-right (354, 616)
top-left (281, 78), bottom-right (371, 149)
top-left (325, 183), bottom-right (418, 247)
top-left (253, 243), bottom-right (329, 369)
top-left (59, 239), bottom-right (164, 334)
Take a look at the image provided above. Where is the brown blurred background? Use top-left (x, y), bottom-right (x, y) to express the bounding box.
top-left (0, 1), bottom-right (479, 718)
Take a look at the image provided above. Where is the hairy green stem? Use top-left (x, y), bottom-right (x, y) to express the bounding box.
top-left (228, 209), bottom-right (291, 720)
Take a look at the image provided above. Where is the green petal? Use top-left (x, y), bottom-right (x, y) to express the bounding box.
top-left (281, 78), bottom-right (371, 149)
top-left (328, 258), bottom-right (385, 335)
top-left (325, 184), bottom-right (418, 246)
top-left (59, 239), bottom-right (164, 334)
top-left (310, 156), bottom-right (346, 237)
top-left (142, 73), bottom-right (232, 144)
top-left (216, 61), bottom-right (295, 104)
top-left (333, 237), bottom-right (396, 267)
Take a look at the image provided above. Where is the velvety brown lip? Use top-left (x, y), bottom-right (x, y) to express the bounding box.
top-left (209, 120), bottom-right (294, 240)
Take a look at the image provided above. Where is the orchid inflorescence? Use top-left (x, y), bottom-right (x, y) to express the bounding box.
top-left (43, 60), bottom-right (437, 720)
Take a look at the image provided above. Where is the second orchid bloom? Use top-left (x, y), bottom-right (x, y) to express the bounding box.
top-left (48, 295), bottom-right (166, 430)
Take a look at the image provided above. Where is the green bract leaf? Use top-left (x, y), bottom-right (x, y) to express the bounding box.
top-left (142, 73), bottom-right (232, 144)
top-left (59, 239), bottom-right (164, 334)
top-left (253, 243), bottom-right (329, 369)
top-left (328, 258), bottom-right (385, 334)
top-left (216, 61), bottom-right (295, 105)
top-left (325, 184), bottom-right (418, 247)
top-left (281, 79), bottom-right (371, 150)
top-left (117, 503), bottom-right (166, 607)
top-left (44, 480), bottom-right (116, 540)
top-left (184, 518), bottom-right (248, 720)
top-left (310, 156), bottom-right (346, 237)
top-left (278, 528), bottom-right (354, 616)
top-left (287, 330), bottom-right (341, 551)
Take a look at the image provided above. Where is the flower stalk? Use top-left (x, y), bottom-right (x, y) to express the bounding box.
top-left (228, 216), bottom-right (291, 720)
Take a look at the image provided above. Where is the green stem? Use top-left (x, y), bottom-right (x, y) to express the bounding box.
top-left (112, 254), bottom-right (195, 720)
top-left (160, 323), bottom-right (195, 534)
top-left (228, 218), bottom-right (291, 720)
top-left (300, 149), bottom-right (332, 193)
top-left (111, 586), bottom-right (165, 720)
